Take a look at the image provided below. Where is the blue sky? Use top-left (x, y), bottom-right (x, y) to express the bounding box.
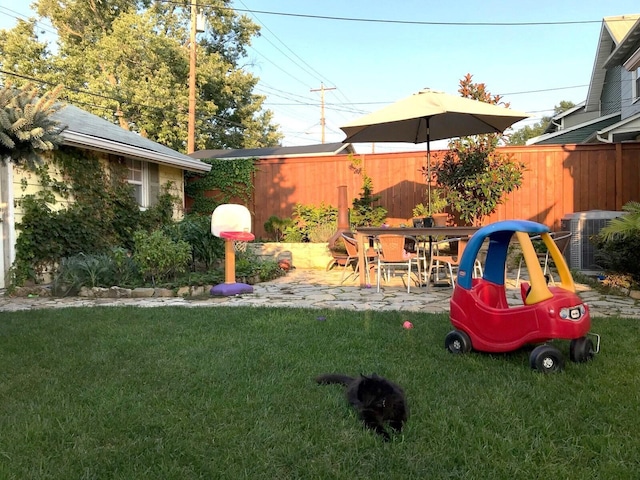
top-left (2, 1), bottom-right (639, 152)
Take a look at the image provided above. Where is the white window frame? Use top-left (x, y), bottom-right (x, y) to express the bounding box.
top-left (634, 67), bottom-right (640, 104)
top-left (126, 159), bottom-right (158, 210)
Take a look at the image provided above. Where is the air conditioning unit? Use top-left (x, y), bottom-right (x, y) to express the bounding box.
top-left (561, 210), bottom-right (623, 274)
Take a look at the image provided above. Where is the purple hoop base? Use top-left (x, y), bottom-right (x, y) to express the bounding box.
top-left (210, 283), bottom-right (254, 296)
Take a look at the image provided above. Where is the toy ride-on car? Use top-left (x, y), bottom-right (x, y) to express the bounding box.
top-left (445, 220), bottom-right (600, 373)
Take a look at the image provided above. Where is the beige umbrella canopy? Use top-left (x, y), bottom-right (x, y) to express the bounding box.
top-left (340, 88), bottom-right (530, 210)
top-left (341, 88), bottom-right (529, 143)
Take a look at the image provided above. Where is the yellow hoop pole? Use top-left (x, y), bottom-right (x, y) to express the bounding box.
top-left (224, 239), bottom-right (236, 284)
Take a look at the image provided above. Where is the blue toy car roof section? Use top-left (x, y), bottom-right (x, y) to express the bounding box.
top-left (457, 220), bottom-right (550, 289)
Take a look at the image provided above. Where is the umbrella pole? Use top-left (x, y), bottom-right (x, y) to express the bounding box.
top-left (426, 117), bottom-right (431, 213)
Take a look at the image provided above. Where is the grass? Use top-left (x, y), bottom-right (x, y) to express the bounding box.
top-left (1, 307), bottom-right (639, 479)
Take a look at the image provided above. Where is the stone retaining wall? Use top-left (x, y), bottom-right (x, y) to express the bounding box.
top-left (247, 242), bottom-right (333, 270)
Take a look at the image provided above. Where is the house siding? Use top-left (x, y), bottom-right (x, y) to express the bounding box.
top-left (601, 65), bottom-right (622, 115)
top-left (12, 150), bottom-right (186, 226)
top-left (158, 164), bottom-right (186, 219)
top-left (620, 67), bottom-right (640, 119)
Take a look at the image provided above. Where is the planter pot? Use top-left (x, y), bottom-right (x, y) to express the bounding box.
top-left (431, 213), bottom-right (448, 227)
top-left (248, 242), bottom-right (333, 269)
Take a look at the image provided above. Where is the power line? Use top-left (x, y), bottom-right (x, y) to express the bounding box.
top-left (0, 6), bottom-right (59, 37)
top-left (160, 1), bottom-right (612, 28)
top-left (230, 7), bottom-right (605, 27)
top-left (234, 1), bottom-right (357, 122)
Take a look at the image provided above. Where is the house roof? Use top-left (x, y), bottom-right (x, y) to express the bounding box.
top-left (189, 142), bottom-right (355, 160)
top-left (54, 104), bottom-right (211, 172)
top-left (527, 113), bottom-right (620, 145)
top-left (603, 16), bottom-right (640, 69)
top-left (542, 102), bottom-right (586, 134)
top-left (595, 111), bottom-right (640, 142)
top-left (585, 14), bottom-right (640, 113)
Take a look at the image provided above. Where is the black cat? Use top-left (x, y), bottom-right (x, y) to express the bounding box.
top-left (315, 373), bottom-right (408, 441)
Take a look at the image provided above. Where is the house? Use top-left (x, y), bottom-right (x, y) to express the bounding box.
top-left (0, 104), bottom-right (211, 288)
top-left (528, 14), bottom-right (640, 145)
top-left (189, 142), bottom-right (355, 160)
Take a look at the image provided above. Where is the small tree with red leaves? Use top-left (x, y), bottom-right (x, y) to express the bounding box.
top-left (435, 74), bottom-right (525, 226)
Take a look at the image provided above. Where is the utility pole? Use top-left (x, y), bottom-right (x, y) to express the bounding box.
top-left (310, 83), bottom-right (336, 144)
top-left (187, 2), bottom-right (197, 154)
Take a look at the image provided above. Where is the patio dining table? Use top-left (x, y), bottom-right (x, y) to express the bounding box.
top-left (354, 226), bottom-right (481, 288)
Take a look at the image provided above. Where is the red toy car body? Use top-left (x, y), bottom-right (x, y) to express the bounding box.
top-left (446, 220), bottom-right (598, 372)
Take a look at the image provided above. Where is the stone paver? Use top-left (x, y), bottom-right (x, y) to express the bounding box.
top-left (0, 268), bottom-right (637, 318)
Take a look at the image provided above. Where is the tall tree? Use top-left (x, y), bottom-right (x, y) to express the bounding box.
top-left (0, 0), bottom-right (282, 152)
top-left (508, 100), bottom-right (576, 145)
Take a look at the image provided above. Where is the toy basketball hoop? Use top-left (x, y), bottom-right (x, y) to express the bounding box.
top-left (210, 204), bottom-right (255, 296)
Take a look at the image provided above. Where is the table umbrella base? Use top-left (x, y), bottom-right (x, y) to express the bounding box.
top-left (210, 282), bottom-right (254, 296)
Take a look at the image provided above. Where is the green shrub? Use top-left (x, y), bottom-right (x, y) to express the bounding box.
top-left (164, 214), bottom-right (224, 271)
top-left (51, 249), bottom-right (140, 296)
top-left (133, 230), bottom-right (191, 285)
top-left (307, 223), bottom-right (336, 243)
top-left (350, 175), bottom-right (387, 227)
top-left (593, 233), bottom-right (640, 283)
top-left (264, 215), bottom-right (293, 241)
top-left (282, 203), bottom-right (337, 242)
top-left (235, 250), bottom-right (285, 283)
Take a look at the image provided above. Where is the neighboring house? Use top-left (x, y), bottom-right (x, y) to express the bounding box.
top-left (189, 142), bottom-right (355, 160)
top-left (528, 14), bottom-right (640, 145)
top-left (0, 104), bottom-right (211, 288)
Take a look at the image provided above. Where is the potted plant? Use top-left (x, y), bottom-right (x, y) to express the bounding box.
top-left (412, 187), bottom-right (448, 226)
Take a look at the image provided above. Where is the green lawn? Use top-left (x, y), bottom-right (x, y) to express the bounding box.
top-left (1, 307), bottom-right (638, 479)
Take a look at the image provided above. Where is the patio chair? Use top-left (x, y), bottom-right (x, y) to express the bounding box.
top-left (425, 237), bottom-right (483, 289)
top-left (515, 231), bottom-right (572, 286)
top-left (340, 232), bottom-right (377, 284)
top-left (374, 234), bottom-right (421, 293)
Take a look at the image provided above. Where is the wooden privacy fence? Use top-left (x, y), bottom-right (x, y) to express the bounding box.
top-left (190, 143), bottom-right (640, 240)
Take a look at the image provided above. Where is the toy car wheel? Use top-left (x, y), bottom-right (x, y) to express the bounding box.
top-left (570, 337), bottom-right (595, 363)
top-left (445, 330), bottom-right (472, 354)
top-left (529, 345), bottom-right (565, 373)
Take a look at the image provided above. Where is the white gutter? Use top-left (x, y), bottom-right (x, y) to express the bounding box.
top-left (61, 131), bottom-right (211, 172)
top-left (596, 111), bottom-right (640, 143)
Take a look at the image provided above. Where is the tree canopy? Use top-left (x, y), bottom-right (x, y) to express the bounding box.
top-left (0, 0), bottom-right (282, 153)
top-left (508, 100), bottom-right (576, 145)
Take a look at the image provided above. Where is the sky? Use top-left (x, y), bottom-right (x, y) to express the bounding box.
top-left (1, 1), bottom-right (640, 153)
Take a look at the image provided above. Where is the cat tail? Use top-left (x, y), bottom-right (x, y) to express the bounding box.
top-left (315, 373), bottom-right (355, 386)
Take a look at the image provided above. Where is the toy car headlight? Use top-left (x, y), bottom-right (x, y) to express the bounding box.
top-left (560, 304), bottom-right (586, 320)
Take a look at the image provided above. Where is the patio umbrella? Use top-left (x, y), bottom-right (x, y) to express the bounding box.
top-left (340, 88), bottom-right (530, 210)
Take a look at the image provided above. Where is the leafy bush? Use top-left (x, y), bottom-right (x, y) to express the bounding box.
top-left (164, 214), bottom-right (224, 270)
top-left (593, 233), bottom-right (640, 283)
top-left (52, 249), bottom-right (140, 296)
top-left (283, 203), bottom-right (337, 242)
top-left (307, 223), bottom-right (337, 243)
top-left (436, 147), bottom-right (524, 226)
top-left (133, 230), bottom-right (191, 285)
top-left (264, 215), bottom-right (293, 242)
top-left (235, 250), bottom-right (285, 283)
top-left (349, 175), bottom-right (387, 227)
top-left (598, 201), bottom-right (640, 242)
